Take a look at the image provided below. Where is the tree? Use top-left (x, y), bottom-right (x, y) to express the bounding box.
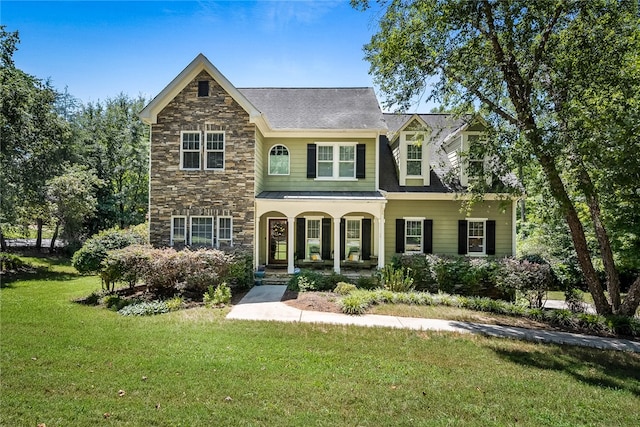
top-left (70, 94), bottom-right (149, 232)
top-left (46, 166), bottom-right (102, 249)
top-left (0, 26), bottom-right (71, 250)
top-left (354, 0), bottom-right (640, 315)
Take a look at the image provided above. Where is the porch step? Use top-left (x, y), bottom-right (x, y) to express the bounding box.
top-left (255, 271), bottom-right (291, 286)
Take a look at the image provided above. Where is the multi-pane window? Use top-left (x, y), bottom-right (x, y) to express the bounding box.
top-left (218, 216), bottom-right (232, 242)
top-left (306, 219), bottom-right (321, 261)
top-left (338, 146), bottom-right (355, 178)
top-left (405, 220), bottom-right (423, 253)
top-left (181, 132), bottom-right (201, 170)
top-left (317, 144), bottom-right (356, 179)
top-left (467, 135), bottom-right (486, 181)
top-left (468, 220), bottom-right (485, 254)
top-left (269, 145), bottom-right (289, 175)
top-left (205, 131), bottom-right (224, 170)
top-left (345, 219), bottom-right (361, 261)
top-left (191, 217), bottom-right (213, 246)
top-left (317, 145), bottom-right (334, 177)
top-left (406, 143), bottom-right (422, 176)
top-left (171, 217), bottom-right (187, 245)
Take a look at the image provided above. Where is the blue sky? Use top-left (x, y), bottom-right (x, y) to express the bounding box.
top-left (3, 1), bottom-right (401, 108)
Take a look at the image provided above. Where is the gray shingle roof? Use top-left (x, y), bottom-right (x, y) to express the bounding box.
top-left (239, 88), bottom-right (386, 130)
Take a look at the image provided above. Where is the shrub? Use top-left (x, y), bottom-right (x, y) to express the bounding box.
top-left (72, 226), bottom-right (147, 275)
top-left (378, 265), bottom-right (415, 292)
top-left (118, 300), bottom-right (169, 316)
top-left (334, 282), bottom-right (357, 295)
top-left (0, 252), bottom-right (26, 272)
top-left (165, 296), bottom-right (184, 311)
top-left (101, 244), bottom-right (153, 291)
top-left (203, 283), bottom-right (232, 307)
top-left (396, 254), bottom-right (437, 291)
top-left (288, 270), bottom-right (330, 292)
top-left (338, 292), bottom-right (371, 315)
top-left (355, 275), bottom-right (378, 290)
top-left (497, 258), bottom-right (555, 308)
top-left (221, 251), bottom-right (253, 290)
top-left (564, 288), bottom-right (587, 313)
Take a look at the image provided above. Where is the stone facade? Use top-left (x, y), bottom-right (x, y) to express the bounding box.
top-left (149, 70), bottom-right (255, 249)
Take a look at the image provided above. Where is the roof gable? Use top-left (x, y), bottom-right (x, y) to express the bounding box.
top-left (139, 54), bottom-right (260, 125)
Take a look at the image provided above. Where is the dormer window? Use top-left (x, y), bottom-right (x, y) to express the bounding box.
top-left (198, 81), bottom-right (209, 97)
top-left (462, 133), bottom-right (490, 186)
top-left (399, 131), bottom-right (429, 186)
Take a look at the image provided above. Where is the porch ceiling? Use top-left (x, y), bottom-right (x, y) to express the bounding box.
top-left (255, 191), bottom-right (386, 218)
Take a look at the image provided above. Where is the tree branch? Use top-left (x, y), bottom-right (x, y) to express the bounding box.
top-left (525, 3), bottom-right (566, 92)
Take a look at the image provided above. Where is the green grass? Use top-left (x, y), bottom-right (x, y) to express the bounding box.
top-left (2, 258), bottom-right (640, 426)
top-left (547, 290), bottom-right (595, 304)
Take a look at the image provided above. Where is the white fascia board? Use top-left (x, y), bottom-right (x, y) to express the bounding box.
top-left (384, 192), bottom-right (517, 201)
top-left (387, 114), bottom-right (431, 142)
top-left (258, 128), bottom-right (386, 139)
top-left (139, 53), bottom-right (260, 125)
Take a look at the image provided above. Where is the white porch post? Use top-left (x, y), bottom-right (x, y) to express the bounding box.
top-left (333, 216), bottom-right (341, 274)
top-left (287, 216), bottom-right (295, 274)
top-left (378, 217), bottom-right (385, 269)
top-left (254, 215), bottom-right (261, 269)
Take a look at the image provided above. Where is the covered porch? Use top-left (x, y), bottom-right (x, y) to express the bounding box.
top-left (254, 192), bottom-right (387, 274)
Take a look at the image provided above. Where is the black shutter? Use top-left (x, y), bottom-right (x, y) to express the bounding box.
top-left (423, 219), bottom-right (433, 254)
top-left (296, 218), bottom-right (305, 260)
top-left (362, 218), bottom-right (372, 260)
top-left (356, 144), bottom-right (366, 179)
top-left (395, 219), bottom-right (405, 253)
top-left (458, 220), bottom-right (468, 255)
top-left (340, 219), bottom-right (346, 260)
top-left (306, 144), bottom-right (317, 178)
top-left (486, 220), bottom-right (496, 255)
top-left (321, 219), bottom-right (331, 260)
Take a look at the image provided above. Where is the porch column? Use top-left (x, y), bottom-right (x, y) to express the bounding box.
top-left (287, 216), bottom-right (295, 274)
top-left (333, 217), bottom-right (341, 274)
top-left (254, 215), bottom-right (261, 269)
top-left (377, 217), bottom-right (385, 269)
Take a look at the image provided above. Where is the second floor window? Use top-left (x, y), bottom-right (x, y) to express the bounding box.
top-left (205, 131), bottom-right (224, 170)
top-left (317, 144), bottom-right (356, 179)
top-left (181, 132), bottom-right (201, 170)
top-left (406, 143), bottom-right (422, 176)
top-left (269, 145), bottom-right (289, 175)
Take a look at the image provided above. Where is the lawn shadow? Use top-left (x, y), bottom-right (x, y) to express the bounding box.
top-left (1, 265), bottom-right (81, 286)
top-left (490, 344), bottom-right (640, 397)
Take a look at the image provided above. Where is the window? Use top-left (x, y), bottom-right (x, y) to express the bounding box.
top-left (405, 220), bottom-right (423, 253)
top-left (217, 216), bottom-right (232, 245)
top-left (345, 219), bottom-right (361, 261)
top-left (405, 134), bottom-right (423, 176)
top-left (467, 134), bottom-right (487, 182)
top-left (191, 217), bottom-right (213, 246)
top-left (171, 216), bottom-right (187, 245)
top-left (306, 219), bottom-right (321, 261)
top-left (198, 81), bottom-right (209, 97)
top-left (181, 131), bottom-right (201, 170)
top-left (269, 145), bottom-right (290, 175)
top-left (205, 131), bottom-right (224, 170)
top-left (317, 144), bottom-right (356, 179)
top-left (468, 220), bottom-right (486, 254)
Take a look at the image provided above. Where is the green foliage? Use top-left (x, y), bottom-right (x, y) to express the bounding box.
top-left (393, 254), bottom-right (436, 291)
top-left (333, 282), bottom-right (357, 296)
top-left (288, 269), bottom-right (331, 292)
top-left (497, 258), bottom-right (555, 309)
top-left (203, 283), bottom-right (232, 307)
top-left (220, 251), bottom-right (253, 290)
top-left (165, 296), bottom-right (184, 312)
top-left (0, 252), bottom-right (25, 271)
top-left (338, 291), bottom-right (372, 315)
top-left (118, 300), bottom-right (170, 316)
top-left (378, 265), bottom-right (414, 292)
top-left (71, 225), bottom-right (147, 275)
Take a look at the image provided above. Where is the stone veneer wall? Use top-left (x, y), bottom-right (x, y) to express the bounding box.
top-left (149, 70), bottom-right (255, 250)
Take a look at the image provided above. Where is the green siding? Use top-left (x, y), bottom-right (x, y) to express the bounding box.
top-left (384, 199), bottom-right (513, 263)
top-left (261, 137), bottom-right (377, 192)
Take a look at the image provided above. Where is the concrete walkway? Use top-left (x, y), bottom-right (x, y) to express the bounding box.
top-left (227, 285), bottom-right (640, 353)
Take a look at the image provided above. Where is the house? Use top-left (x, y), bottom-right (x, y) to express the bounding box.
top-left (139, 54), bottom-right (517, 274)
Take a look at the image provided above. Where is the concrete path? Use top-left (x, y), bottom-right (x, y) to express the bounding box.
top-left (227, 286), bottom-right (640, 353)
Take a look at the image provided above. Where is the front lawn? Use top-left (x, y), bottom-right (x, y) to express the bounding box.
top-left (1, 257), bottom-right (639, 426)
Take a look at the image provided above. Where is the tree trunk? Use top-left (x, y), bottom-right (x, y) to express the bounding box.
top-left (0, 229), bottom-right (6, 251)
top-left (50, 222), bottom-right (60, 253)
top-left (35, 218), bottom-right (43, 250)
top-left (620, 276), bottom-right (640, 317)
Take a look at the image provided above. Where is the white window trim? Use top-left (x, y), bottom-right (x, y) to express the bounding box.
top-left (305, 216), bottom-right (322, 261)
top-left (404, 217), bottom-right (425, 254)
top-left (180, 131), bottom-right (201, 171)
top-left (204, 130), bottom-right (225, 171)
top-left (315, 142), bottom-right (358, 181)
top-left (399, 131), bottom-right (430, 186)
top-left (170, 216), bottom-right (188, 246)
top-left (190, 216), bottom-right (215, 247)
top-left (268, 144), bottom-right (290, 176)
top-left (467, 218), bottom-right (487, 257)
top-left (216, 216), bottom-right (233, 248)
top-left (460, 132), bottom-right (489, 187)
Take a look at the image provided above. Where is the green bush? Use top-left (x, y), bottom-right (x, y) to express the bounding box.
top-left (203, 283), bottom-right (232, 307)
top-left (72, 225), bottom-right (147, 275)
top-left (0, 252), bottom-right (26, 271)
top-left (378, 265), bottom-right (415, 292)
top-left (165, 296), bottom-right (184, 311)
top-left (118, 300), bottom-right (169, 316)
top-left (497, 258), bottom-right (555, 308)
top-left (395, 254), bottom-right (437, 291)
top-left (333, 282), bottom-right (357, 295)
top-left (338, 292), bottom-right (371, 315)
top-left (355, 275), bottom-right (379, 290)
top-left (221, 251), bottom-right (253, 290)
top-left (288, 270), bottom-right (330, 292)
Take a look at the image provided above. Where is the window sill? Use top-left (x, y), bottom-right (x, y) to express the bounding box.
top-left (314, 177), bottom-right (358, 182)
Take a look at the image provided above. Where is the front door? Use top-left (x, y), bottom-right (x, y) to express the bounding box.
top-left (268, 219), bottom-right (288, 265)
